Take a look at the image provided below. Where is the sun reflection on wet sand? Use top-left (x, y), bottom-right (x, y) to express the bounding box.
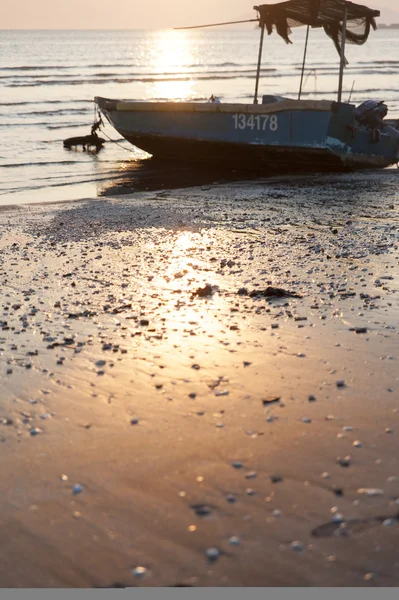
top-left (122, 229), bottom-right (242, 351)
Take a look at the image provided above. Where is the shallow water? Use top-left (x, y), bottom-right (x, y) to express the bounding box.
top-left (1, 28), bottom-right (398, 205)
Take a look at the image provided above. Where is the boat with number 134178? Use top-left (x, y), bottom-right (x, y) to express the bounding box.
top-left (95, 0), bottom-right (399, 173)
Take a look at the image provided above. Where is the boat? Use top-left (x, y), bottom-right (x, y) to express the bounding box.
top-left (95, 0), bottom-right (399, 173)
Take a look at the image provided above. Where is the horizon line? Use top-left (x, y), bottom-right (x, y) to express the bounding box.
top-left (1, 22), bottom-right (398, 30)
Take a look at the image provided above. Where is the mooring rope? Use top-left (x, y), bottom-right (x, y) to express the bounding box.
top-left (91, 103), bottom-right (133, 153)
top-left (99, 128), bottom-right (134, 152)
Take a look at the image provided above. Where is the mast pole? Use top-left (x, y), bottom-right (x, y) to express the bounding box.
top-left (298, 25), bottom-right (310, 100)
top-left (253, 22), bottom-right (265, 104)
top-left (337, 4), bottom-right (348, 103)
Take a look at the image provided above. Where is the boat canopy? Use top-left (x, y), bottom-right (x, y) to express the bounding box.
top-left (254, 0), bottom-right (379, 55)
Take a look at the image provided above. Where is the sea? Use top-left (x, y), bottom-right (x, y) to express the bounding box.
top-left (1, 28), bottom-right (398, 205)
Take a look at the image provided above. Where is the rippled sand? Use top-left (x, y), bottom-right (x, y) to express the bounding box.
top-left (0, 170), bottom-right (398, 587)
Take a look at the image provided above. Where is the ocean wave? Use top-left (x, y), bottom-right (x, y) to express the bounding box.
top-left (0, 65), bottom-right (73, 71)
top-left (2, 171), bottom-right (125, 195)
top-left (0, 121), bottom-right (89, 129)
top-left (348, 69), bottom-right (398, 75)
top-left (0, 99), bottom-right (90, 106)
top-left (46, 123), bottom-right (90, 130)
top-left (6, 71), bottom-right (283, 88)
top-left (0, 122), bottom-right (54, 128)
top-left (23, 108), bottom-right (90, 117)
top-left (357, 60), bottom-right (399, 65)
top-left (0, 61), bottom-right (257, 74)
top-left (4, 67), bottom-right (278, 84)
top-left (2, 160), bottom-right (79, 168)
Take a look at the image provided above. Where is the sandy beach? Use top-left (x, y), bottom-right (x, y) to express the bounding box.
top-left (0, 169), bottom-right (398, 587)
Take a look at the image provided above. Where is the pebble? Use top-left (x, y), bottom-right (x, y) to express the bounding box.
top-left (228, 536), bottom-right (240, 546)
top-left (232, 461), bottom-right (243, 469)
top-left (270, 475), bottom-right (283, 483)
top-left (357, 488), bottom-right (384, 497)
top-left (132, 566), bottom-right (147, 577)
top-left (382, 518), bottom-right (396, 527)
top-left (302, 417), bottom-right (311, 423)
top-left (364, 572), bottom-right (375, 581)
top-left (336, 380), bottom-right (346, 388)
top-left (352, 440), bottom-right (362, 448)
top-left (290, 541), bottom-right (303, 552)
top-left (308, 394), bottom-right (316, 402)
top-left (130, 418), bottom-right (139, 425)
top-left (205, 548), bottom-right (220, 562)
top-left (336, 456), bottom-right (351, 467)
top-left (72, 484), bottom-right (83, 495)
top-left (30, 427), bottom-right (42, 436)
top-left (332, 513), bottom-right (344, 523)
top-left (262, 396), bottom-right (281, 405)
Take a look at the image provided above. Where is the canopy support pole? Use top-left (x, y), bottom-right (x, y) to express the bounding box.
top-left (337, 5), bottom-right (348, 103)
top-left (254, 22), bottom-right (265, 104)
top-left (298, 25), bottom-right (310, 100)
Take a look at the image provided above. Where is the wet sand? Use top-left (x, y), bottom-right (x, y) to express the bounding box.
top-left (0, 169), bottom-right (398, 587)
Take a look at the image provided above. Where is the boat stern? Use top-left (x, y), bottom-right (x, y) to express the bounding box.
top-left (325, 102), bottom-right (399, 169)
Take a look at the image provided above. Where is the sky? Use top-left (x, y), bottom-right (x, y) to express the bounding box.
top-left (2, 0), bottom-right (399, 29)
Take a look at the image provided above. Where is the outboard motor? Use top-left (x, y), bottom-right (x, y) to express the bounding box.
top-left (355, 100), bottom-right (399, 140)
top-left (355, 100), bottom-right (387, 128)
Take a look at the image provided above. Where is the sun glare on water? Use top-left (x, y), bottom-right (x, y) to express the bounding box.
top-left (150, 29), bottom-right (196, 101)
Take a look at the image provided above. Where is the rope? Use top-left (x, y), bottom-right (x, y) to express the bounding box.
top-left (100, 129), bottom-right (134, 152)
top-left (90, 103), bottom-right (133, 153)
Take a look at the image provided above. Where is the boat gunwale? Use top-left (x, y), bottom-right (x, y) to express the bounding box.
top-left (95, 96), bottom-right (335, 114)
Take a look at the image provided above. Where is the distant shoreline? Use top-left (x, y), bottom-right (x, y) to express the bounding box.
top-left (1, 24), bottom-right (399, 31)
